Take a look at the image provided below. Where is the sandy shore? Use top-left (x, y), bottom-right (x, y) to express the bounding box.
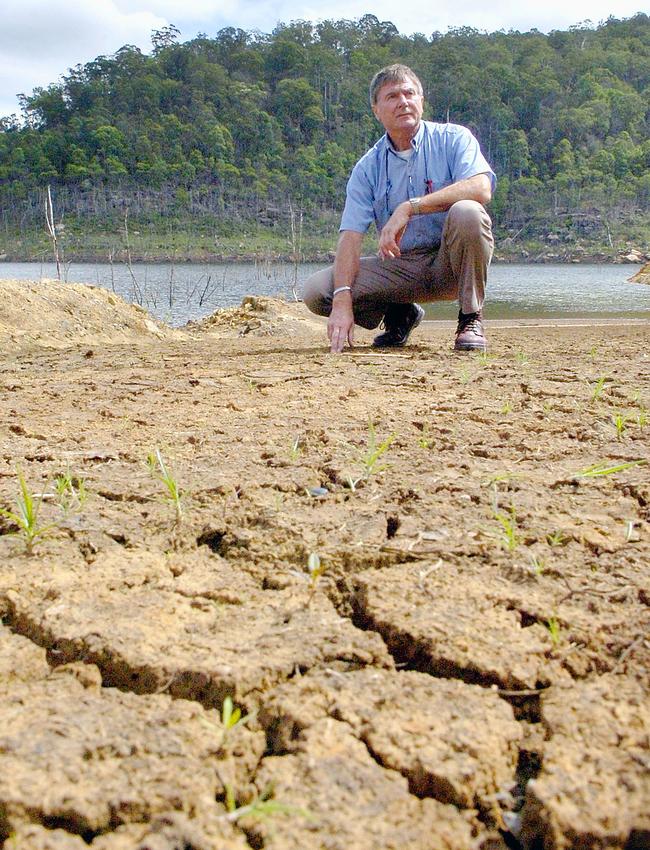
top-left (0, 282), bottom-right (648, 849)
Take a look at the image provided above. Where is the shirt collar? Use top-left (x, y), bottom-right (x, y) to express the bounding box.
top-left (384, 121), bottom-right (424, 154)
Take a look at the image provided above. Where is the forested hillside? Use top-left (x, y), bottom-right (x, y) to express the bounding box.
top-left (0, 14), bottom-right (648, 261)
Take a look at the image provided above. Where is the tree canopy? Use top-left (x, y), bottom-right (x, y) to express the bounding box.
top-left (1, 13), bottom-right (648, 243)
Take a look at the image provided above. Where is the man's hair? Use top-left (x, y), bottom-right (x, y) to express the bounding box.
top-left (369, 64), bottom-right (423, 105)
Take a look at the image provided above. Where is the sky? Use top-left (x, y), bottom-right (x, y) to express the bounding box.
top-left (1, 0), bottom-right (645, 119)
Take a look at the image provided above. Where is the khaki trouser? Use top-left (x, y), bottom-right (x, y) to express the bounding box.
top-left (303, 200), bottom-right (494, 329)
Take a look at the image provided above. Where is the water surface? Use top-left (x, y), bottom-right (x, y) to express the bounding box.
top-left (1, 261), bottom-right (647, 326)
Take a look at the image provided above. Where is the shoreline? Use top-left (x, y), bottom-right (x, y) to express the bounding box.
top-left (0, 252), bottom-right (647, 267)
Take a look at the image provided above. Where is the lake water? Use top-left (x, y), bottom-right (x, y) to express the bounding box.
top-left (1, 260), bottom-right (648, 327)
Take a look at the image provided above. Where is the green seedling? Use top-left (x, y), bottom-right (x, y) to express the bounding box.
top-left (146, 448), bottom-right (183, 523)
top-left (418, 433), bottom-right (435, 450)
top-left (530, 555), bottom-right (545, 575)
top-left (222, 783), bottom-right (309, 823)
top-left (575, 459), bottom-right (646, 478)
top-left (306, 552), bottom-right (327, 605)
top-left (347, 421), bottom-right (394, 490)
top-left (492, 504), bottom-right (519, 552)
top-left (515, 352), bottom-right (529, 366)
top-left (500, 400), bottom-right (513, 415)
top-left (289, 436), bottom-right (302, 461)
top-left (638, 409), bottom-right (648, 428)
top-left (625, 520), bottom-right (637, 543)
top-left (612, 412), bottom-right (629, 440)
top-left (546, 530), bottom-right (567, 548)
top-left (589, 345), bottom-right (599, 359)
top-left (221, 695), bottom-right (251, 743)
top-left (476, 351), bottom-right (492, 365)
top-left (546, 615), bottom-right (562, 648)
top-left (0, 470), bottom-right (54, 554)
top-left (458, 367), bottom-right (471, 384)
top-left (53, 468), bottom-right (87, 514)
top-left (590, 376), bottom-right (607, 401)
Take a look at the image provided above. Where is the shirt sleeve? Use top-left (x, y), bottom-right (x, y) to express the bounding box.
top-left (447, 125), bottom-right (497, 193)
top-left (339, 161), bottom-right (376, 233)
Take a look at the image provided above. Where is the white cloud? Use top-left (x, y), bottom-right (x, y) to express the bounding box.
top-left (0, 0), bottom-right (166, 117)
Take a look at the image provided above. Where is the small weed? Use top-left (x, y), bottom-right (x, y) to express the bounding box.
top-left (417, 425), bottom-right (436, 450)
top-left (0, 470), bottom-right (54, 554)
top-left (347, 421), bottom-right (394, 490)
top-left (530, 555), bottom-right (545, 575)
top-left (500, 400), bottom-right (513, 415)
top-left (546, 615), bottom-right (562, 648)
top-left (458, 367), bottom-right (470, 384)
top-left (146, 448), bottom-right (183, 524)
top-left (53, 468), bottom-right (87, 514)
top-left (221, 695), bottom-right (251, 743)
top-left (515, 352), bottom-right (529, 366)
top-left (221, 784), bottom-right (309, 823)
top-left (546, 530), bottom-right (567, 548)
top-left (492, 504), bottom-right (519, 552)
top-left (638, 409), bottom-right (648, 428)
top-left (289, 436), bottom-right (303, 461)
top-left (306, 552), bottom-right (327, 605)
top-left (612, 411), bottom-right (629, 440)
top-left (590, 376), bottom-right (607, 402)
top-left (477, 351), bottom-right (491, 365)
top-left (574, 459), bottom-right (646, 478)
top-left (589, 345), bottom-right (599, 359)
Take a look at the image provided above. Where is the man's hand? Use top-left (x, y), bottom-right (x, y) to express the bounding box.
top-left (378, 201), bottom-right (411, 259)
top-left (327, 292), bottom-right (354, 354)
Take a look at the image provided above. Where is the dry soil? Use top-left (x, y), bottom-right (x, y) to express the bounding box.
top-left (0, 281), bottom-right (648, 850)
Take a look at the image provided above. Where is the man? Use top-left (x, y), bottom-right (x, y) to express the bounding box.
top-left (303, 64), bottom-right (496, 354)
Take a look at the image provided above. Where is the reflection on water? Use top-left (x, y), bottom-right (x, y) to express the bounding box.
top-left (1, 260), bottom-right (648, 326)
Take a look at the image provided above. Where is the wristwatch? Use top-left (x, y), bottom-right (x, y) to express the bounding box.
top-left (409, 197), bottom-right (422, 216)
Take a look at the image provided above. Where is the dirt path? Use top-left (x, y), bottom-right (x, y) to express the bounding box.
top-left (0, 283), bottom-right (648, 849)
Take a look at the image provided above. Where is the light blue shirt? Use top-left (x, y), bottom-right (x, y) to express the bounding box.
top-left (340, 121), bottom-right (496, 251)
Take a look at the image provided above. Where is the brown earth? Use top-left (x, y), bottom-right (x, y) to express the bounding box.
top-left (0, 281), bottom-right (649, 850)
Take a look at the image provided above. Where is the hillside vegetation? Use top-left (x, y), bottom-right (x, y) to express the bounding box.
top-left (0, 14), bottom-right (648, 261)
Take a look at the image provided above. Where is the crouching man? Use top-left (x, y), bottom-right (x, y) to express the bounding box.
top-left (303, 63), bottom-right (496, 354)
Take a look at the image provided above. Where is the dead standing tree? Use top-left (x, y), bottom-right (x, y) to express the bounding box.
top-left (45, 185), bottom-right (61, 281)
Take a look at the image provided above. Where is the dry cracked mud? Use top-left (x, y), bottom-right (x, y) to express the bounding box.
top-left (0, 281), bottom-right (649, 850)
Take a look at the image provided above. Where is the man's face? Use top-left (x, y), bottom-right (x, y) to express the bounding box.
top-left (372, 76), bottom-right (424, 142)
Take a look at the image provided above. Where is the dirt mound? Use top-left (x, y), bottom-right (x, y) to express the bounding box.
top-left (193, 294), bottom-right (325, 338)
top-left (0, 279), bottom-right (175, 351)
top-left (629, 260), bottom-right (650, 284)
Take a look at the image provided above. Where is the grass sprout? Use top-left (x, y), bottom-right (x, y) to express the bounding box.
top-left (530, 555), bottom-right (545, 575)
top-left (590, 376), bottom-right (607, 401)
top-left (221, 695), bottom-right (251, 743)
top-left (289, 436), bottom-right (303, 461)
top-left (306, 552), bottom-right (327, 604)
top-left (546, 615), bottom-right (562, 648)
top-left (53, 468), bottom-right (87, 514)
top-left (347, 421), bottom-right (394, 490)
top-left (221, 784), bottom-right (310, 823)
top-left (546, 530), bottom-right (567, 547)
top-left (0, 470), bottom-right (54, 554)
top-left (574, 459), bottom-right (647, 478)
top-left (146, 448), bottom-right (183, 523)
top-left (612, 412), bottom-right (630, 440)
top-left (492, 504), bottom-right (519, 552)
